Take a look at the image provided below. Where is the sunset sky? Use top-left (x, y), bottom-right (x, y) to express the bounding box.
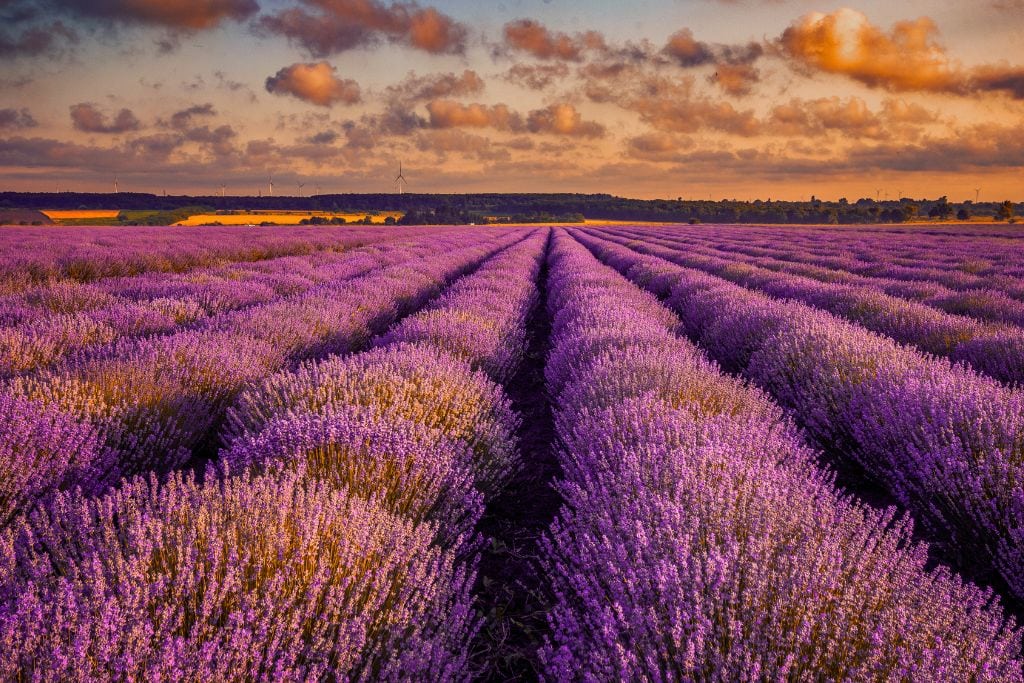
top-left (0, 0), bottom-right (1022, 200)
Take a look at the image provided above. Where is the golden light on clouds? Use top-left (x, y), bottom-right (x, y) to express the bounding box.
top-left (0, 1), bottom-right (1021, 199)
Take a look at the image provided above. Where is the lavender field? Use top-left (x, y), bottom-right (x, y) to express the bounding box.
top-left (2, 223), bottom-right (1024, 681)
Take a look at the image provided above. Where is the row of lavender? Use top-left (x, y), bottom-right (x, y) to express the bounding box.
top-left (0, 229), bottom-right (528, 527)
top-left (0, 231), bottom-right (548, 679)
top-left (0, 238), bottom-right (456, 378)
top-left (0, 224), bottom-right (431, 294)
top-left (576, 228), bottom-right (1024, 605)
top-left (594, 228), bottom-right (1024, 385)
top-left (670, 223), bottom-right (1024, 289)
top-left (613, 225), bottom-right (1024, 327)
top-left (641, 225), bottom-right (1024, 316)
top-left (537, 231), bottom-right (1021, 679)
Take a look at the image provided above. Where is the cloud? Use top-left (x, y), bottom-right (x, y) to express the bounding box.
top-left (581, 70), bottom-right (761, 136)
top-left (414, 129), bottom-right (510, 162)
top-left (626, 132), bottom-right (696, 161)
top-left (663, 28), bottom-right (764, 95)
top-left (664, 29), bottom-right (762, 67)
top-left (167, 103), bottom-right (216, 130)
top-left (0, 21), bottom-right (77, 58)
top-left (880, 98), bottom-right (938, 124)
top-left (780, 9), bottom-right (958, 92)
top-left (266, 62), bottom-right (362, 107)
top-left (51, 0), bottom-right (259, 30)
top-left (385, 70), bottom-right (484, 102)
top-left (779, 8), bottom-right (1024, 99)
top-left (425, 100), bottom-right (605, 138)
top-left (970, 65), bottom-right (1024, 100)
top-left (768, 96), bottom-right (886, 139)
top-left (426, 100), bottom-right (524, 131)
top-left (69, 103), bottom-right (141, 133)
top-left (304, 130), bottom-right (340, 144)
top-left (503, 63), bottom-right (571, 90)
top-left (663, 29), bottom-right (715, 67)
top-left (255, 0), bottom-right (468, 57)
top-left (526, 103), bottom-right (605, 138)
top-left (0, 108), bottom-right (37, 130)
top-left (502, 19), bottom-right (605, 61)
top-left (127, 133), bottom-right (186, 158)
top-left (709, 63), bottom-right (760, 96)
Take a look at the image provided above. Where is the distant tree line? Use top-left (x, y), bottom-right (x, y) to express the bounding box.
top-left (0, 192), bottom-right (1019, 225)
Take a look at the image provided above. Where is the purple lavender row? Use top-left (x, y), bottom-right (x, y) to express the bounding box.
top-left (538, 230), bottom-right (1022, 679)
top-left (0, 232), bottom-right (545, 679)
top-left (613, 225), bottom-right (1024, 327)
top-left (638, 223), bottom-right (1024, 299)
top-left (0, 224), bottom-right (416, 294)
top-left (0, 235), bottom-right (466, 378)
top-left (0, 227), bottom-right (454, 327)
top-left (0, 230), bottom-right (526, 526)
top-left (668, 223), bottom-right (1024, 276)
top-left (0, 464), bottom-right (478, 679)
top-left (223, 230), bottom-right (548, 503)
top-left (592, 228), bottom-right (1024, 385)
top-left (113, 234), bottom-right (549, 675)
top-left (576, 229), bottom-right (1024, 604)
top-left (0, 231), bottom-right (536, 679)
top-left (373, 230), bottom-right (547, 382)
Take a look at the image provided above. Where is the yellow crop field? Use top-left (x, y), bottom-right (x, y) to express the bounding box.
top-left (173, 211), bottom-right (404, 226)
top-left (42, 210), bottom-right (121, 220)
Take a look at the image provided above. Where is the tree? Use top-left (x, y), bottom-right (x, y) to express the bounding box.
top-left (997, 200), bottom-right (1015, 221)
top-left (929, 196), bottom-right (953, 220)
top-left (957, 207), bottom-right (971, 221)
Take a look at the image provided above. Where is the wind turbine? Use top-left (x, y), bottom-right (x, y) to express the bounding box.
top-left (975, 188), bottom-right (981, 203)
top-left (268, 175), bottom-right (274, 197)
top-left (394, 163), bottom-right (408, 195)
top-left (297, 182), bottom-right (305, 197)
top-left (315, 184), bottom-right (321, 196)
top-left (876, 188), bottom-right (882, 202)
top-left (114, 176), bottom-right (119, 193)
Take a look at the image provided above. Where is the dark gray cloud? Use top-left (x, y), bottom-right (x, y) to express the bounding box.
top-left (69, 103), bottom-right (141, 134)
top-left (384, 70), bottom-right (485, 103)
top-left (50, 0), bottom-right (259, 30)
top-left (0, 108), bottom-right (37, 130)
top-left (255, 0), bottom-right (468, 57)
top-left (167, 103), bottom-right (216, 130)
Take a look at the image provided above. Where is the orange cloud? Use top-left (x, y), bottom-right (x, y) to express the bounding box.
top-left (780, 9), bottom-right (959, 92)
top-left (526, 103), bottom-right (605, 138)
top-left (426, 101), bottom-right (523, 131)
top-left (779, 8), bottom-right (1024, 100)
top-left (265, 62), bottom-right (362, 107)
top-left (710, 63), bottom-right (759, 96)
top-left (503, 19), bottom-right (605, 61)
top-left (426, 100), bottom-right (604, 138)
